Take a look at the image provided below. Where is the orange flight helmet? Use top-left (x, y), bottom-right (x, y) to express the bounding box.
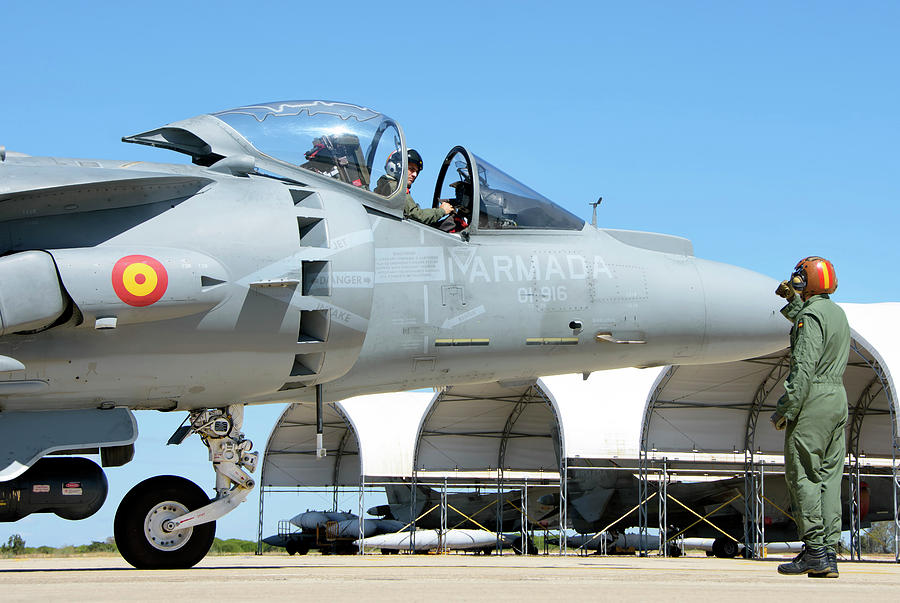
top-left (791, 256), bottom-right (838, 299)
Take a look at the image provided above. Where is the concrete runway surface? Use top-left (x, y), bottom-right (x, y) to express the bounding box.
top-left (1, 554), bottom-right (898, 601)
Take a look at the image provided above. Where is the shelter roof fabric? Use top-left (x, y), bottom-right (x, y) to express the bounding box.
top-left (261, 392), bottom-right (431, 487)
top-left (414, 383), bottom-right (558, 473)
top-left (641, 302), bottom-right (898, 460)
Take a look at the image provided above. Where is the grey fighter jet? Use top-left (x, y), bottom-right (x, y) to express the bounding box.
top-left (0, 100), bottom-right (787, 568)
top-left (537, 468), bottom-right (896, 558)
top-left (370, 484), bottom-right (528, 532)
top-left (369, 485), bottom-right (542, 554)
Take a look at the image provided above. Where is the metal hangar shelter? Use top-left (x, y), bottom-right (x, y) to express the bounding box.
top-left (257, 303), bottom-right (899, 558)
top-left (639, 303), bottom-right (899, 559)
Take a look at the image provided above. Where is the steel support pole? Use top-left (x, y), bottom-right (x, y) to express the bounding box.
top-left (410, 475), bottom-right (417, 554)
top-left (521, 479), bottom-right (528, 555)
top-left (750, 462), bottom-right (763, 558)
top-left (358, 478), bottom-right (366, 555)
top-left (256, 486), bottom-right (265, 555)
top-left (759, 462), bottom-right (766, 557)
top-left (658, 458), bottom-right (668, 557)
top-left (560, 458), bottom-right (568, 555)
top-left (496, 475), bottom-right (503, 554)
top-left (638, 452), bottom-right (648, 556)
top-left (849, 458), bottom-right (862, 560)
top-left (442, 478), bottom-right (448, 554)
top-left (743, 451), bottom-right (756, 559)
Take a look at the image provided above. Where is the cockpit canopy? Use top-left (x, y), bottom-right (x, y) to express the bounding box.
top-left (213, 101), bottom-right (405, 198)
top-left (125, 100), bottom-right (408, 213)
top-left (125, 99), bottom-right (584, 231)
top-left (433, 148), bottom-right (584, 231)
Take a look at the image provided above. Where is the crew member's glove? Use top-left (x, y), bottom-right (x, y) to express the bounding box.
top-left (770, 411), bottom-right (787, 431)
top-left (775, 280), bottom-right (796, 301)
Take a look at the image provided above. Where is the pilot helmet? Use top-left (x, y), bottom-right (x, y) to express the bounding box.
top-left (385, 149), bottom-right (424, 179)
top-left (790, 256), bottom-right (838, 299)
top-left (408, 149), bottom-right (423, 172)
top-left (305, 137), bottom-right (331, 161)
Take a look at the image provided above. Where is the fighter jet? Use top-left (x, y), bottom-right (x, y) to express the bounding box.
top-left (263, 510), bottom-right (406, 555)
top-left (0, 99), bottom-right (787, 568)
top-left (369, 484), bottom-right (526, 531)
top-left (368, 484), bottom-right (538, 553)
top-left (538, 468), bottom-right (896, 558)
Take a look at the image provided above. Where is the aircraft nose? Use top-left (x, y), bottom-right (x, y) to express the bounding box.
top-left (695, 259), bottom-right (790, 363)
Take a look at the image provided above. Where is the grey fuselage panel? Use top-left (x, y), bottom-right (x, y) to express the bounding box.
top-left (0, 155), bottom-right (787, 412)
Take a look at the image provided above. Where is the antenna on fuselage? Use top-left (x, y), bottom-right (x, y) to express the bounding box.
top-left (590, 197), bottom-right (603, 227)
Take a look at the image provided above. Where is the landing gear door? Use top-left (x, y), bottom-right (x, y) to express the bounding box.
top-left (432, 146), bottom-right (480, 234)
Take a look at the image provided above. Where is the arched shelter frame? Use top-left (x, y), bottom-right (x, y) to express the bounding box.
top-left (256, 401), bottom-right (362, 552)
top-left (844, 334), bottom-right (897, 559)
top-left (256, 392), bottom-right (432, 553)
top-left (638, 303), bottom-right (900, 562)
top-left (411, 382), bottom-right (564, 551)
top-left (412, 383), bottom-right (562, 476)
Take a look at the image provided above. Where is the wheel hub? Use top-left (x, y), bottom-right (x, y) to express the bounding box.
top-left (144, 500), bottom-right (193, 552)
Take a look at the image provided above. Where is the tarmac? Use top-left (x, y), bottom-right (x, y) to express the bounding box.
top-left (1, 553), bottom-right (899, 601)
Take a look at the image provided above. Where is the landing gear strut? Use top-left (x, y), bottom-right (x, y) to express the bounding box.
top-left (114, 405), bottom-right (258, 569)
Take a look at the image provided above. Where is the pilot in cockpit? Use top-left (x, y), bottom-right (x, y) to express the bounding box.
top-left (375, 149), bottom-right (454, 226)
top-left (301, 135), bottom-right (370, 188)
top-left (441, 179), bottom-right (472, 233)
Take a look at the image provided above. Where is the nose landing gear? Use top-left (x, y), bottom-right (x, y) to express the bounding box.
top-left (114, 405), bottom-right (258, 569)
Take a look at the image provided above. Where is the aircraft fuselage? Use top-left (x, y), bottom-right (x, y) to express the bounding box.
top-left (0, 154), bottom-right (788, 412)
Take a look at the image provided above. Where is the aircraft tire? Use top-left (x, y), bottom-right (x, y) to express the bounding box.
top-left (512, 536), bottom-right (538, 555)
top-left (114, 475), bottom-right (216, 569)
top-left (711, 537), bottom-right (739, 558)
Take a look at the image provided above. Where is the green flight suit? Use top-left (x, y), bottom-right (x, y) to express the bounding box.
top-left (403, 193), bottom-right (446, 225)
top-left (374, 175), bottom-right (446, 225)
top-left (776, 294), bottom-right (850, 549)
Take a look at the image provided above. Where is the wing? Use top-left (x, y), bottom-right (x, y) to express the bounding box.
top-left (0, 167), bottom-right (212, 222)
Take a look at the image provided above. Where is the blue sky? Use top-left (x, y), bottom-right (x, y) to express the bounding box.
top-left (1, 1), bottom-right (897, 546)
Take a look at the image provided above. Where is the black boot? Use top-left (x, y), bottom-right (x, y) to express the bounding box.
top-left (809, 549), bottom-right (839, 578)
top-left (777, 545), bottom-right (829, 575)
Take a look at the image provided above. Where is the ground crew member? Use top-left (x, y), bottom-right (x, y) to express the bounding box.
top-left (375, 149), bottom-right (453, 225)
top-left (771, 256), bottom-right (850, 578)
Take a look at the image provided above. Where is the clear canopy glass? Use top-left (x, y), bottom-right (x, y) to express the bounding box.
top-left (473, 155), bottom-right (584, 230)
top-left (213, 100), bottom-right (403, 197)
top-left (199, 100), bottom-right (583, 231)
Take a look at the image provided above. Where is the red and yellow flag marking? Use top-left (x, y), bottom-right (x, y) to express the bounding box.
top-left (112, 255), bottom-right (168, 307)
top-left (817, 260), bottom-right (832, 290)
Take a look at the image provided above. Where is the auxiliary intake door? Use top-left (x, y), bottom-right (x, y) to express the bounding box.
top-left (0, 251), bottom-right (66, 336)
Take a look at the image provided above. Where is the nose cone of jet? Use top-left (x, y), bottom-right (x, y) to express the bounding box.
top-left (694, 259), bottom-right (790, 363)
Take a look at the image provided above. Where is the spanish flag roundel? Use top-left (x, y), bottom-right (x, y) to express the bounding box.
top-left (112, 255), bottom-right (168, 307)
